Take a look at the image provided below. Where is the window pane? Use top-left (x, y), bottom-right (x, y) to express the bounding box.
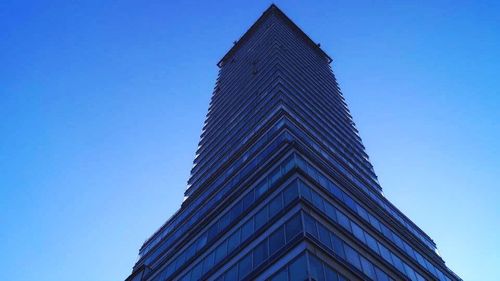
top-left (311, 190), bottom-right (325, 211)
top-left (230, 200), bottom-right (243, 221)
top-left (242, 190), bottom-right (255, 210)
top-left (253, 240), bottom-right (269, 267)
top-left (341, 192), bottom-right (357, 211)
top-left (269, 226), bottom-right (285, 255)
top-left (202, 251), bottom-right (215, 274)
top-left (269, 194), bottom-right (283, 218)
top-left (360, 256), bottom-right (375, 280)
top-left (300, 183), bottom-right (312, 202)
top-left (255, 205), bottom-right (268, 230)
top-left (219, 212), bottom-right (231, 230)
top-left (391, 252), bottom-right (405, 273)
top-left (285, 213), bottom-right (302, 241)
top-left (336, 210), bottom-right (351, 232)
top-left (351, 222), bottom-right (366, 243)
top-left (304, 214), bottom-right (318, 239)
top-left (330, 233), bottom-right (345, 259)
top-left (224, 264), bottom-right (237, 281)
top-left (404, 263), bottom-right (417, 281)
top-left (356, 205), bottom-right (369, 221)
top-left (255, 179), bottom-right (268, 198)
top-left (241, 219), bottom-right (254, 242)
top-left (190, 262), bottom-right (202, 281)
top-left (378, 244), bottom-right (392, 264)
top-left (317, 223), bottom-right (332, 250)
top-left (324, 202), bottom-right (337, 222)
top-left (289, 254), bottom-right (307, 281)
top-left (283, 180), bottom-right (299, 205)
top-left (324, 266), bottom-right (339, 281)
top-left (214, 240), bottom-right (227, 263)
top-left (238, 253), bottom-right (252, 280)
top-left (364, 233), bottom-right (379, 254)
top-left (375, 266), bottom-right (390, 281)
top-left (368, 214), bottom-right (381, 232)
top-left (344, 244), bottom-right (361, 270)
top-left (270, 268), bottom-right (288, 281)
top-left (269, 166), bottom-right (281, 187)
top-left (227, 230), bottom-right (240, 253)
top-left (308, 254), bottom-right (326, 281)
top-left (329, 182), bottom-right (342, 199)
top-left (207, 222), bottom-right (219, 242)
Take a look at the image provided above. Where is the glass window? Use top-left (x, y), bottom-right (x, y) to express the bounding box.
top-left (308, 254), bottom-right (325, 281)
top-left (324, 202), bottom-right (337, 222)
top-left (364, 233), bottom-right (379, 254)
top-left (238, 253), bottom-right (252, 280)
top-left (213, 275), bottom-right (224, 281)
top-left (404, 263), bottom-right (417, 281)
top-left (219, 212), bottom-right (231, 230)
top-left (324, 265), bottom-right (339, 281)
top-left (356, 205), bottom-right (369, 221)
top-left (255, 179), bottom-right (268, 198)
top-left (415, 272), bottom-right (426, 281)
top-left (178, 273), bottom-right (190, 281)
top-left (289, 254), bottom-right (308, 281)
top-left (282, 154), bottom-right (295, 174)
top-left (242, 190), bottom-right (255, 210)
top-left (207, 222), bottom-right (219, 241)
top-left (253, 240), bottom-right (269, 267)
top-left (403, 241), bottom-right (416, 259)
top-left (380, 223), bottom-right (393, 240)
top-left (185, 243), bottom-right (196, 260)
top-left (269, 194), bottom-right (283, 218)
top-left (214, 240), bottom-right (227, 264)
top-left (390, 252), bottom-right (405, 273)
top-left (269, 166), bottom-right (281, 187)
top-left (202, 251), bottom-right (215, 274)
top-left (227, 230), bottom-right (240, 253)
top-left (336, 210), bottom-right (351, 231)
top-left (255, 205), bottom-right (268, 230)
top-left (330, 233), bottom-right (345, 259)
top-left (304, 213), bottom-right (318, 238)
top-left (378, 244), bottom-right (392, 264)
top-left (391, 231), bottom-right (404, 249)
top-left (328, 182), bottom-right (343, 200)
top-left (368, 214), bottom-right (381, 232)
top-left (359, 256), bottom-right (375, 280)
top-left (283, 180), bottom-right (299, 205)
top-left (230, 200), bottom-right (243, 221)
top-left (351, 222), bottom-right (366, 243)
top-left (374, 266), bottom-right (390, 281)
top-left (269, 226), bottom-right (285, 255)
top-left (342, 193), bottom-right (357, 211)
top-left (285, 213), bottom-right (302, 241)
top-left (196, 233), bottom-right (208, 251)
top-left (311, 190), bottom-right (325, 211)
top-left (300, 183), bottom-right (312, 202)
top-left (317, 223), bottom-right (332, 250)
top-left (344, 244), bottom-right (361, 270)
top-left (241, 219), bottom-right (254, 242)
top-left (224, 264), bottom-right (238, 281)
top-left (270, 268), bottom-right (288, 281)
top-left (190, 262), bottom-right (202, 281)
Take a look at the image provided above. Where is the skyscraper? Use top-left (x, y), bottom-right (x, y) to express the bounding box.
top-left (126, 4), bottom-right (461, 281)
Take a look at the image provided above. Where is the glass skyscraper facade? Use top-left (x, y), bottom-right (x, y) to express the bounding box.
top-left (126, 5), bottom-right (461, 281)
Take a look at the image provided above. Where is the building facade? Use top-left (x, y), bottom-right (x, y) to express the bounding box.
top-left (126, 5), bottom-right (461, 281)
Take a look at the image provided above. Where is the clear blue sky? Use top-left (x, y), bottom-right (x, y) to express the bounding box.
top-left (1, 1), bottom-right (498, 280)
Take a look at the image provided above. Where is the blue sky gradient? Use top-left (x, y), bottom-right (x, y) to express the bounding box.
top-left (1, 1), bottom-right (499, 280)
